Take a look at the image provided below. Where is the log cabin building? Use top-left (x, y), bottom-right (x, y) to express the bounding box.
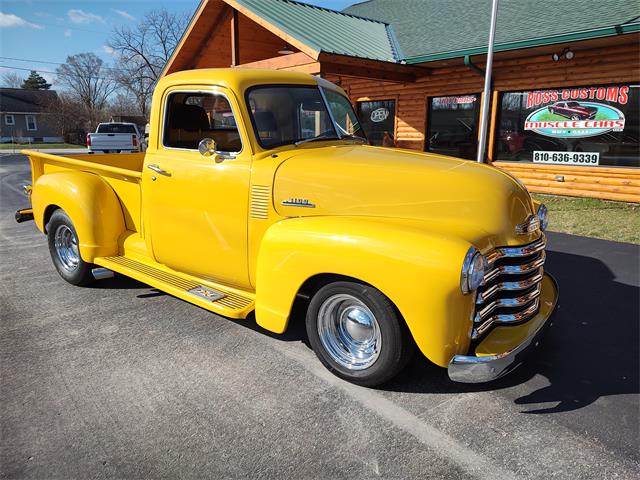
top-left (162, 0), bottom-right (640, 202)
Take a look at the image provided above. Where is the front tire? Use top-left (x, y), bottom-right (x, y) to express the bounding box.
top-left (306, 281), bottom-right (414, 386)
top-left (47, 209), bottom-right (95, 286)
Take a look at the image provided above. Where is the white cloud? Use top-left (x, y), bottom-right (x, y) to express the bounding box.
top-left (112, 9), bottom-right (135, 21)
top-left (103, 45), bottom-right (116, 56)
top-left (67, 9), bottom-right (104, 24)
top-left (0, 12), bottom-right (43, 29)
top-left (64, 29), bottom-right (71, 38)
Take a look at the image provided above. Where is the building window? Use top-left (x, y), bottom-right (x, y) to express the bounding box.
top-left (495, 84), bottom-right (639, 168)
top-left (4, 114), bottom-right (15, 126)
top-left (162, 91), bottom-right (242, 152)
top-left (426, 94), bottom-right (479, 160)
top-left (357, 100), bottom-right (396, 147)
top-left (25, 115), bottom-right (37, 131)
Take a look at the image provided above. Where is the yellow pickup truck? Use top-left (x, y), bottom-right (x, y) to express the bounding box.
top-left (16, 69), bottom-right (557, 386)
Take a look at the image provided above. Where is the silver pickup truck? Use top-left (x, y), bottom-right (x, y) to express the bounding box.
top-left (87, 122), bottom-right (141, 154)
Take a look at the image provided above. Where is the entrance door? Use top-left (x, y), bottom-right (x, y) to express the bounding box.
top-left (143, 87), bottom-right (251, 288)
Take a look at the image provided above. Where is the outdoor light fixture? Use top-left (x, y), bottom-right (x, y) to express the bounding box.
top-left (552, 47), bottom-right (574, 61)
top-left (277, 45), bottom-right (294, 55)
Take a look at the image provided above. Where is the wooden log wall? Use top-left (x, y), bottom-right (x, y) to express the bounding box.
top-left (326, 37), bottom-right (640, 202)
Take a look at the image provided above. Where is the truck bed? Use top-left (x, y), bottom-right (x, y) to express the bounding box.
top-left (23, 150), bottom-right (145, 233)
top-left (23, 151), bottom-right (145, 176)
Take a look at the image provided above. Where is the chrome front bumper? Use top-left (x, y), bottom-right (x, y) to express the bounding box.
top-left (448, 274), bottom-right (558, 383)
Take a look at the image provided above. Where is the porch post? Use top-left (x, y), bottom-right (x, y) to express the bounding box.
top-left (231, 9), bottom-right (239, 66)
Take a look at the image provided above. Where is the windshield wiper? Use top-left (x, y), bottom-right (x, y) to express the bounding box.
top-left (294, 133), bottom-right (339, 146)
top-left (340, 134), bottom-right (368, 144)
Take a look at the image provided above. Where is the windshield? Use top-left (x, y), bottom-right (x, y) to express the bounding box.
top-left (246, 85), bottom-right (367, 148)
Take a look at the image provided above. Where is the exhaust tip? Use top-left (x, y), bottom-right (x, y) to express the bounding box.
top-left (92, 268), bottom-right (114, 280)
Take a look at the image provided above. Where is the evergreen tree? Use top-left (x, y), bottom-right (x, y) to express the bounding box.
top-left (21, 71), bottom-right (51, 90)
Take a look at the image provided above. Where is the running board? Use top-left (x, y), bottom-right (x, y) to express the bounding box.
top-left (93, 255), bottom-right (254, 319)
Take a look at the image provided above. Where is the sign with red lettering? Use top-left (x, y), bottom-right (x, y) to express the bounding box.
top-left (523, 86), bottom-right (628, 138)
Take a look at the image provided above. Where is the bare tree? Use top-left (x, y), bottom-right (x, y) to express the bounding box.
top-left (112, 59), bottom-right (155, 118)
top-left (42, 92), bottom-right (91, 145)
top-left (55, 53), bottom-right (117, 129)
top-left (108, 8), bottom-right (188, 117)
top-left (109, 91), bottom-right (139, 116)
top-left (1, 71), bottom-right (24, 88)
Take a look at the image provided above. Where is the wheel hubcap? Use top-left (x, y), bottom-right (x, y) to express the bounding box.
top-left (317, 294), bottom-right (381, 370)
top-left (54, 224), bottom-right (80, 271)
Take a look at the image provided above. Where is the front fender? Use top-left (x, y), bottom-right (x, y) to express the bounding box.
top-left (31, 171), bottom-right (125, 261)
top-left (255, 216), bottom-right (475, 367)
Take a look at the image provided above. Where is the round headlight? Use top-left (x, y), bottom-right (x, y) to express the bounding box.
top-left (461, 247), bottom-right (486, 294)
top-left (537, 203), bottom-right (549, 231)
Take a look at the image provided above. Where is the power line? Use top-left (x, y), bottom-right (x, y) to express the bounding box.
top-left (0, 56), bottom-right (67, 66)
top-left (0, 65), bottom-right (116, 82)
top-left (0, 56), bottom-right (127, 73)
top-left (0, 65), bottom-right (57, 75)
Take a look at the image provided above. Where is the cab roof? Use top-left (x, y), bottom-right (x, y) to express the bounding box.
top-left (158, 68), bottom-right (320, 94)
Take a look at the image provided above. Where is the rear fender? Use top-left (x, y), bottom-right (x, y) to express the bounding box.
top-left (31, 171), bottom-right (125, 261)
top-left (255, 216), bottom-right (475, 367)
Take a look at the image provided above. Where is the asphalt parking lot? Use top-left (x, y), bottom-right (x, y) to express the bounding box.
top-left (1, 153), bottom-right (639, 479)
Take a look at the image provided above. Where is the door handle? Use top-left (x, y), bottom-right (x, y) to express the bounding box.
top-left (147, 164), bottom-right (171, 176)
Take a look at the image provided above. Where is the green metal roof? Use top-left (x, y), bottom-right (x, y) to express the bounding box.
top-left (235, 0), bottom-right (400, 62)
top-left (344, 0), bottom-right (640, 63)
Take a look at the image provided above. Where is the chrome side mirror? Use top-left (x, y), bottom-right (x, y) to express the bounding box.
top-left (198, 138), bottom-right (223, 162)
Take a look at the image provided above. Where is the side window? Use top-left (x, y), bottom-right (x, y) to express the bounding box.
top-left (163, 91), bottom-right (241, 152)
top-left (5, 114), bottom-right (15, 126)
top-left (323, 89), bottom-right (363, 137)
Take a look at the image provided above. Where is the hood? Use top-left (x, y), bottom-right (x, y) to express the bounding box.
top-left (273, 145), bottom-right (538, 249)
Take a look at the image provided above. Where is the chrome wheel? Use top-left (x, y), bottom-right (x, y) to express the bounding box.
top-left (53, 224), bottom-right (80, 271)
top-left (317, 294), bottom-right (382, 370)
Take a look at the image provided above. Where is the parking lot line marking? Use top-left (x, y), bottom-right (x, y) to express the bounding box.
top-left (274, 342), bottom-right (517, 480)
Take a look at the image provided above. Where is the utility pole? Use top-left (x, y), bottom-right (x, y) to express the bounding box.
top-left (477, 0), bottom-right (499, 163)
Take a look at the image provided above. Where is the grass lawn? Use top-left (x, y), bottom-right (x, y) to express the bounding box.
top-left (533, 193), bottom-right (640, 244)
top-left (0, 143), bottom-right (82, 150)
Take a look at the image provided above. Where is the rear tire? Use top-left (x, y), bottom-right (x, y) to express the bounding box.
top-left (47, 209), bottom-right (95, 286)
top-left (306, 281), bottom-right (414, 386)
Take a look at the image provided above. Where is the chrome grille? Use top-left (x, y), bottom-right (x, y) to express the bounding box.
top-left (472, 235), bottom-right (546, 341)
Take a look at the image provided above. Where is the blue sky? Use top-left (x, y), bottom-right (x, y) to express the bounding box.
top-left (0, 0), bottom-right (354, 86)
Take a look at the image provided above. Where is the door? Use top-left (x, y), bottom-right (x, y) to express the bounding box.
top-left (143, 87), bottom-right (252, 288)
